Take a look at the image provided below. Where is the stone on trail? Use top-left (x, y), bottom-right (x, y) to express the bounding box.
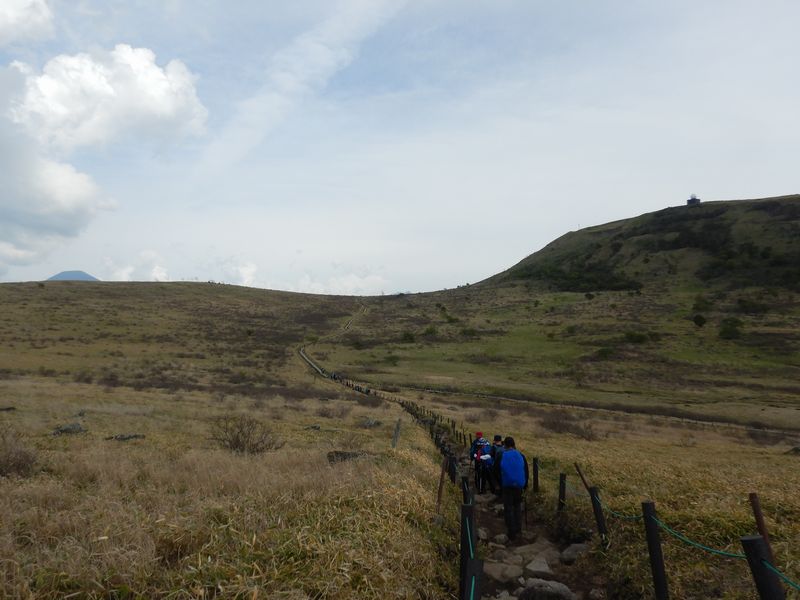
top-left (493, 533), bottom-right (509, 545)
top-left (560, 543), bottom-right (590, 565)
top-left (514, 539), bottom-right (561, 564)
top-left (104, 434), bottom-right (145, 441)
top-left (519, 578), bottom-right (577, 600)
top-left (491, 548), bottom-right (523, 565)
top-left (53, 422), bottom-right (86, 435)
top-left (589, 589), bottom-right (606, 599)
top-left (524, 557), bottom-right (554, 579)
top-left (483, 561), bottom-right (524, 584)
top-left (478, 527), bottom-right (489, 541)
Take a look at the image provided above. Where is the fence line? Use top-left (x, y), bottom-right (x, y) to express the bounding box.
top-left (298, 348), bottom-right (800, 599)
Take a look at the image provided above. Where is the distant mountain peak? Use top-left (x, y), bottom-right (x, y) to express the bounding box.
top-left (47, 271), bottom-right (99, 282)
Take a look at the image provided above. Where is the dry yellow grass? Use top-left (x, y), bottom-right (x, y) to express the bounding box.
top-left (417, 393), bottom-right (800, 599)
top-left (0, 380), bottom-right (457, 599)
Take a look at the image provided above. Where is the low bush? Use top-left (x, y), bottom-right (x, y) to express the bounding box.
top-left (210, 415), bottom-right (284, 454)
top-left (315, 405), bottom-right (352, 419)
top-left (0, 426), bottom-right (36, 477)
top-left (719, 317), bottom-right (743, 340)
top-left (539, 410), bottom-right (598, 441)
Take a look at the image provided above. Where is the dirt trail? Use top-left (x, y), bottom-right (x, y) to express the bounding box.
top-left (462, 457), bottom-right (605, 600)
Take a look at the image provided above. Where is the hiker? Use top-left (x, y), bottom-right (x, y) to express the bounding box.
top-left (489, 434), bottom-right (505, 496)
top-left (500, 436), bottom-right (528, 540)
top-left (469, 431), bottom-right (490, 491)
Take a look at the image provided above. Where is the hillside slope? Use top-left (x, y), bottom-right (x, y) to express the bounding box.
top-left (489, 195), bottom-right (800, 292)
top-left (315, 195), bottom-right (800, 429)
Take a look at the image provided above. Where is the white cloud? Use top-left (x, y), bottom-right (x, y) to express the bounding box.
top-left (10, 44), bottom-right (207, 150)
top-left (103, 251), bottom-right (169, 282)
top-left (0, 68), bottom-right (106, 273)
top-left (291, 272), bottom-right (388, 296)
top-left (237, 262), bottom-right (257, 287)
top-left (0, 0), bottom-right (53, 47)
top-left (200, 0), bottom-right (403, 172)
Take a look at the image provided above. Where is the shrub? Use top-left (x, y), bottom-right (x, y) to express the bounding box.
top-left (400, 332), bottom-right (416, 343)
top-left (693, 314), bottom-right (707, 328)
top-left (422, 325), bottom-right (438, 337)
top-left (538, 410), bottom-right (597, 441)
top-left (624, 331), bottom-right (648, 344)
top-left (73, 369), bottom-right (94, 383)
top-left (315, 405), bottom-right (352, 419)
top-left (0, 426), bottom-right (36, 477)
top-left (210, 415), bottom-right (284, 454)
top-left (355, 395), bottom-right (384, 408)
top-left (692, 295), bottom-right (713, 312)
top-left (719, 317), bottom-right (743, 340)
top-left (736, 298), bottom-right (769, 315)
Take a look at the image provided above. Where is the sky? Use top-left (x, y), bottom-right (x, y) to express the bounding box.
top-left (0, 0), bottom-right (798, 294)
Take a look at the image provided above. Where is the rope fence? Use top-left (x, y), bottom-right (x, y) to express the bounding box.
top-left (297, 349), bottom-right (800, 600)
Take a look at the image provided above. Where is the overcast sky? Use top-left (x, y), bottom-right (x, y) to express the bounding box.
top-left (1, 0), bottom-right (798, 294)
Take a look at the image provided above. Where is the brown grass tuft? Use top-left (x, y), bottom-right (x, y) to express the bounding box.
top-left (0, 425), bottom-right (36, 477)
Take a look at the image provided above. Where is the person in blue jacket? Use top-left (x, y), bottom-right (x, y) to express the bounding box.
top-left (499, 436), bottom-right (528, 540)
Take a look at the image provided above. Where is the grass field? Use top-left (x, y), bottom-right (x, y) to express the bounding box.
top-left (401, 391), bottom-right (800, 599)
top-left (0, 283), bottom-right (459, 599)
top-left (2, 198), bottom-right (799, 598)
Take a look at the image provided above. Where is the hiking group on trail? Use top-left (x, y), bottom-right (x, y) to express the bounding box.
top-left (470, 431), bottom-right (530, 540)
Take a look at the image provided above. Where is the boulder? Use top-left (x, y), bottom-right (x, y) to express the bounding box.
top-left (519, 578), bottom-right (577, 600)
top-left (493, 533), bottom-right (509, 545)
top-left (483, 561), bottom-right (524, 584)
top-left (524, 557), bottom-right (554, 579)
top-left (53, 422), bottom-right (85, 435)
top-left (477, 527), bottom-right (489, 541)
top-left (560, 543), bottom-right (590, 565)
top-left (490, 549), bottom-right (523, 565)
top-left (514, 539), bottom-right (561, 564)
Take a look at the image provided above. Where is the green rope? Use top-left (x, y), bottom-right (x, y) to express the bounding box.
top-left (651, 517), bottom-right (746, 559)
top-left (763, 560), bottom-right (800, 592)
top-left (470, 575), bottom-right (476, 600)
top-left (598, 495), bottom-right (643, 521)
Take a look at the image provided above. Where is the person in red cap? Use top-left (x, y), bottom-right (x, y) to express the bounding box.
top-left (469, 431), bottom-right (490, 492)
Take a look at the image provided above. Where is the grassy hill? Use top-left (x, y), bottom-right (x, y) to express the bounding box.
top-left (315, 196), bottom-right (800, 431)
top-left (492, 194), bottom-right (800, 292)
top-left (1, 195), bottom-right (799, 598)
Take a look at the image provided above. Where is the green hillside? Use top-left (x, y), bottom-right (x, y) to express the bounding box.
top-left (492, 194), bottom-right (800, 292)
top-left (314, 195), bottom-right (800, 430)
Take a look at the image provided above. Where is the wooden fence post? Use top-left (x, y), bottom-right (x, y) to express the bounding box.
top-left (588, 486), bottom-right (608, 545)
top-left (435, 456), bottom-right (447, 514)
top-left (575, 462), bottom-right (592, 493)
top-left (533, 457), bottom-right (540, 493)
top-left (558, 473), bottom-right (566, 513)
top-left (391, 419), bottom-right (401, 448)
top-left (741, 535), bottom-right (785, 600)
top-left (749, 493), bottom-right (776, 565)
top-left (642, 501), bottom-right (669, 600)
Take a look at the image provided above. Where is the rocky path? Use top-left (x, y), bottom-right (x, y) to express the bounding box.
top-left (470, 486), bottom-right (605, 600)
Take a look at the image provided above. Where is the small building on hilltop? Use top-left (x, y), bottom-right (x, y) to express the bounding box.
top-left (687, 194), bottom-right (701, 206)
